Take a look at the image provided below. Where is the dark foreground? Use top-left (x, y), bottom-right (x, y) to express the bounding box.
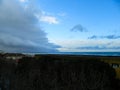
top-left (0, 54), bottom-right (120, 90)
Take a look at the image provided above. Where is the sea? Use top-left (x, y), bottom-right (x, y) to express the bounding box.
top-left (31, 52), bottom-right (120, 56)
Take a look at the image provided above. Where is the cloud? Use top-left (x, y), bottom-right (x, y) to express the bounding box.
top-left (71, 24), bottom-right (87, 32)
top-left (0, 0), bottom-right (60, 53)
top-left (19, 0), bottom-right (28, 2)
top-left (53, 39), bottom-right (120, 52)
top-left (76, 45), bottom-right (120, 50)
top-left (88, 35), bottom-right (120, 39)
top-left (58, 45), bottom-right (120, 52)
top-left (34, 10), bottom-right (59, 24)
top-left (40, 15), bottom-right (59, 24)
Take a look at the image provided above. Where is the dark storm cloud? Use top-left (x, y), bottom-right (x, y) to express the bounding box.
top-left (0, 0), bottom-right (60, 53)
top-left (88, 35), bottom-right (120, 39)
top-left (71, 24), bottom-right (87, 32)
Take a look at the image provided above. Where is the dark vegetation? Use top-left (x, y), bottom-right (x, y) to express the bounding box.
top-left (0, 54), bottom-right (120, 90)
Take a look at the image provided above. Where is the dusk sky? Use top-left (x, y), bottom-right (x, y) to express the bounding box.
top-left (0, 0), bottom-right (120, 52)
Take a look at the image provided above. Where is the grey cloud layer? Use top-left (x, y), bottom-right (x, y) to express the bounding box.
top-left (88, 35), bottom-right (120, 39)
top-left (76, 46), bottom-right (120, 50)
top-left (0, 0), bottom-right (60, 53)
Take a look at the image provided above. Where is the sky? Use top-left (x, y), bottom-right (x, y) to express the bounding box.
top-left (0, 0), bottom-right (120, 52)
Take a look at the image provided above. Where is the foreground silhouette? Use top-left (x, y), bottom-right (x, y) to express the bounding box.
top-left (0, 55), bottom-right (120, 90)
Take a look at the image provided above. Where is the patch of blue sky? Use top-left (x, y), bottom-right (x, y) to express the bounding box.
top-left (20, 0), bottom-right (120, 52)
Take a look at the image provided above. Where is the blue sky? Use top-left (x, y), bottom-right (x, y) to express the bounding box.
top-left (0, 0), bottom-right (120, 52)
top-left (33, 0), bottom-right (120, 52)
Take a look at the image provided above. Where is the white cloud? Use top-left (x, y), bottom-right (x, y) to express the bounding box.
top-left (40, 15), bottom-right (59, 24)
top-left (52, 39), bottom-right (120, 52)
top-left (19, 0), bottom-right (27, 2)
top-left (34, 10), bottom-right (59, 24)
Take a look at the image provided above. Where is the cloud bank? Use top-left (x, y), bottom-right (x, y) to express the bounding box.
top-left (76, 46), bottom-right (120, 50)
top-left (55, 39), bottom-right (120, 52)
top-left (0, 0), bottom-right (60, 53)
top-left (88, 35), bottom-right (120, 39)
